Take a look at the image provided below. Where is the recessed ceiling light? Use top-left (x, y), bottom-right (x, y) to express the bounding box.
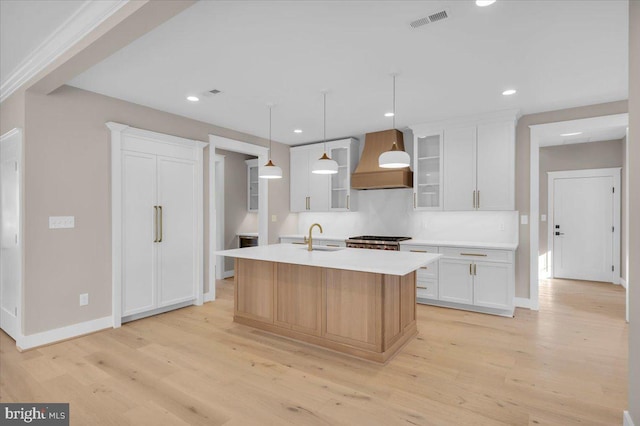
top-left (502, 89), bottom-right (517, 96)
top-left (561, 132), bottom-right (583, 136)
top-left (476, 0), bottom-right (496, 6)
top-left (384, 112), bottom-right (395, 117)
top-left (186, 96), bottom-right (199, 102)
top-left (293, 129), bottom-right (303, 133)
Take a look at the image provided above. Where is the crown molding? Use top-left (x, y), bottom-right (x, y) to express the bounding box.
top-left (0, 0), bottom-right (128, 103)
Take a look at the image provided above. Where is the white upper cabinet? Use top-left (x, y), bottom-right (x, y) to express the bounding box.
top-left (290, 138), bottom-right (358, 213)
top-left (411, 110), bottom-right (518, 212)
top-left (443, 125), bottom-right (477, 211)
top-left (245, 159), bottom-right (259, 212)
top-left (476, 121), bottom-right (515, 211)
top-left (412, 131), bottom-right (444, 210)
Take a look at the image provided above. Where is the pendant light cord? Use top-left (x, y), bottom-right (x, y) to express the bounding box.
top-left (323, 92), bottom-right (327, 153)
top-left (269, 105), bottom-right (272, 160)
top-left (392, 74), bottom-right (396, 130)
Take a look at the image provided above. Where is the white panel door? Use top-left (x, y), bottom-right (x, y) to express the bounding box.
top-left (438, 259), bottom-right (474, 304)
top-left (307, 145), bottom-right (329, 212)
top-left (290, 148), bottom-right (309, 212)
top-left (476, 121), bottom-right (514, 210)
top-left (473, 262), bottom-right (511, 309)
top-left (157, 157), bottom-right (197, 307)
top-left (122, 151), bottom-right (157, 316)
top-left (0, 135), bottom-right (20, 340)
top-left (553, 176), bottom-right (614, 282)
top-left (443, 126), bottom-right (477, 211)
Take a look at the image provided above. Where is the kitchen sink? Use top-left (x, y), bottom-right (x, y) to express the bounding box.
top-left (302, 246), bottom-right (344, 252)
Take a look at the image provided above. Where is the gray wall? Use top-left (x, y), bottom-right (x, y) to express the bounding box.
top-left (20, 85), bottom-right (296, 335)
top-left (627, 0), bottom-right (639, 422)
top-left (538, 139), bottom-right (624, 277)
top-left (216, 149), bottom-right (258, 272)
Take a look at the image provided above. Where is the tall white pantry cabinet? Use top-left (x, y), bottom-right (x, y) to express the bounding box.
top-left (108, 123), bottom-right (206, 326)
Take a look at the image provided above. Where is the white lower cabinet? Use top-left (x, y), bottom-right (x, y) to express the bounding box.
top-left (401, 243), bottom-right (515, 317)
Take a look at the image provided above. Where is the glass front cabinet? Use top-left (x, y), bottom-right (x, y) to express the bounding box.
top-left (245, 158), bottom-right (259, 212)
top-left (411, 130), bottom-right (443, 210)
top-left (327, 138), bottom-right (359, 211)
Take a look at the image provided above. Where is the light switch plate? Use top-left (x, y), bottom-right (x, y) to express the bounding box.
top-left (520, 215), bottom-right (529, 225)
top-left (271, 215), bottom-right (277, 222)
top-left (79, 293), bottom-right (89, 306)
top-left (541, 214), bottom-right (547, 222)
top-left (49, 216), bottom-right (75, 229)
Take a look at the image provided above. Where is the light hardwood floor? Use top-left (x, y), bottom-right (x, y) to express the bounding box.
top-left (0, 278), bottom-right (627, 425)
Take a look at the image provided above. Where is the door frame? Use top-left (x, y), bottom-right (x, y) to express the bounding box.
top-left (529, 113), bottom-right (628, 310)
top-left (212, 154), bottom-right (225, 284)
top-left (547, 167), bottom-right (621, 283)
top-left (0, 128), bottom-right (24, 345)
top-left (108, 122), bottom-right (207, 328)
top-left (208, 135), bottom-right (269, 301)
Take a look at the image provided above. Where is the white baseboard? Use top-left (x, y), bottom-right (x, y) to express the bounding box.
top-left (624, 411), bottom-right (635, 426)
top-left (204, 291), bottom-right (215, 302)
top-left (621, 278), bottom-right (627, 289)
top-left (223, 269), bottom-right (234, 279)
top-left (17, 315), bottom-right (112, 351)
top-left (514, 297), bottom-right (531, 309)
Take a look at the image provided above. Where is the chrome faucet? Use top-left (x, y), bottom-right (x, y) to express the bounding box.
top-left (305, 223), bottom-right (323, 251)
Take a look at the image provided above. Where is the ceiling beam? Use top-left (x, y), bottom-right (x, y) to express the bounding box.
top-left (25, 0), bottom-right (195, 97)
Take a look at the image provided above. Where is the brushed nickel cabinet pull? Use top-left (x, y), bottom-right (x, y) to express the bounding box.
top-left (420, 266), bottom-right (428, 270)
top-left (473, 190), bottom-right (476, 209)
top-left (158, 206), bottom-right (163, 242)
top-left (460, 253), bottom-right (488, 257)
top-left (474, 264), bottom-right (477, 276)
top-left (153, 206), bottom-right (158, 242)
top-left (477, 190), bottom-right (480, 209)
top-left (410, 249), bottom-right (427, 253)
top-left (469, 263), bottom-right (473, 275)
top-left (292, 242), bottom-right (307, 245)
top-left (347, 195), bottom-right (350, 210)
top-left (417, 286), bottom-right (427, 290)
top-left (414, 192), bottom-right (417, 209)
top-left (326, 244), bottom-right (340, 247)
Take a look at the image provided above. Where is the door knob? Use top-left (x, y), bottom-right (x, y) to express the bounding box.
top-left (555, 231), bottom-right (564, 236)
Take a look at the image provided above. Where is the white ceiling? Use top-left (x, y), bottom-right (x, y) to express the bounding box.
top-left (47, 1), bottom-right (632, 145)
top-left (0, 0), bottom-right (86, 82)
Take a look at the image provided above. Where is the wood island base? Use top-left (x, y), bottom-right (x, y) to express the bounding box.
top-left (233, 258), bottom-right (417, 363)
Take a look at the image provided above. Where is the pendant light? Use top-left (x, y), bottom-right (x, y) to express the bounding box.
top-left (311, 92), bottom-right (339, 175)
top-left (259, 104), bottom-right (283, 179)
top-left (379, 74), bottom-right (411, 169)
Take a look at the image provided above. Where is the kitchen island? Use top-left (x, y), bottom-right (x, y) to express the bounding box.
top-left (216, 243), bottom-right (441, 363)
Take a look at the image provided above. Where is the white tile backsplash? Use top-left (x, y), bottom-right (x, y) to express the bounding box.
top-left (297, 188), bottom-right (518, 243)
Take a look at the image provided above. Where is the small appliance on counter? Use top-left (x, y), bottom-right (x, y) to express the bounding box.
top-left (346, 236), bottom-right (411, 251)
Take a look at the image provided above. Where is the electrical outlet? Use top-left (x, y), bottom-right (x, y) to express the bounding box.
top-left (79, 293), bottom-right (89, 306)
top-left (271, 215), bottom-right (277, 222)
top-left (520, 215), bottom-right (529, 225)
top-left (541, 214), bottom-right (547, 222)
top-left (499, 223), bottom-right (505, 231)
top-left (49, 216), bottom-right (75, 229)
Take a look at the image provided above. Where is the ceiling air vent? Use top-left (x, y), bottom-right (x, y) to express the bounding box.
top-left (209, 89), bottom-right (222, 95)
top-left (409, 9), bottom-right (449, 28)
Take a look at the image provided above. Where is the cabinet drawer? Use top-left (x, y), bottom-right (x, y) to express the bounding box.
top-left (315, 239), bottom-right (346, 248)
top-left (401, 244), bottom-right (439, 254)
top-left (417, 263), bottom-right (438, 281)
top-left (439, 247), bottom-right (512, 263)
top-left (416, 279), bottom-right (438, 300)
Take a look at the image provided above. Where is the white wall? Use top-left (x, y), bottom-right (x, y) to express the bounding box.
top-left (297, 188), bottom-right (518, 244)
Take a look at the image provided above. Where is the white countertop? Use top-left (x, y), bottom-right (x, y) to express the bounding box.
top-left (400, 239), bottom-right (518, 251)
top-left (216, 243), bottom-right (441, 276)
top-left (237, 232), bottom-right (258, 237)
top-left (279, 234), bottom-right (347, 242)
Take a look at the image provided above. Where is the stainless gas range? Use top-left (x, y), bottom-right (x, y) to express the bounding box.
top-left (346, 236), bottom-right (411, 251)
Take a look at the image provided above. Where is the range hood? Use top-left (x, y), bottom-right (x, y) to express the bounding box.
top-left (351, 129), bottom-right (413, 189)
